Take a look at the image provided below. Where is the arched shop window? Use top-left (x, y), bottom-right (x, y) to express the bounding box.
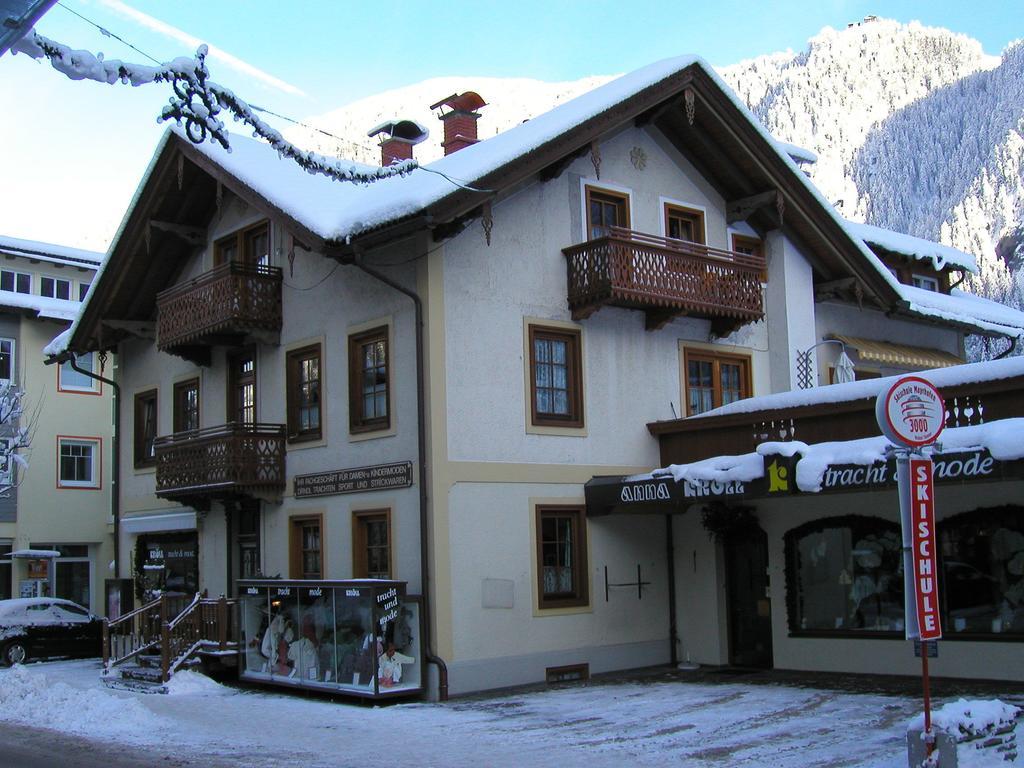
top-left (785, 516), bottom-right (904, 636)
top-left (940, 506), bottom-right (1024, 638)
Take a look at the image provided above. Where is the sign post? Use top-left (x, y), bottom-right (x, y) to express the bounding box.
top-left (876, 375), bottom-right (945, 760)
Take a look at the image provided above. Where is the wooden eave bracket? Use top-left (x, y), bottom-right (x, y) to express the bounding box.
top-left (148, 220), bottom-right (206, 247)
top-left (726, 190), bottom-right (780, 225)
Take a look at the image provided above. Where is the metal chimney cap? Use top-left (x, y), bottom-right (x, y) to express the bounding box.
top-left (367, 119), bottom-right (429, 144)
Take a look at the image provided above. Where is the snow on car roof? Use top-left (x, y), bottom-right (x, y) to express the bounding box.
top-left (0, 598), bottom-right (86, 613)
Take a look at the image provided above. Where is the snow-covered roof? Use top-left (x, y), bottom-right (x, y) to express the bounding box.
top-left (0, 235), bottom-right (104, 268)
top-left (844, 220), bottom-right (977, 273)
top-left (650, 416), bottom-right (1024, 494)
top-left (690, 354), bottom-right (1024, 420)
top-left (896, 284), bottom-right (1024, 338)
top-left (0, 291), bottom-right (81, 322)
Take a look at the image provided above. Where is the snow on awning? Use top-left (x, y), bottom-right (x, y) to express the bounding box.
top-left (10, 549), bottom-right (61, 558)
top-left (120, 510), bottom-right (197, 534)
top-left (586, 417), bottom-right (1024, 515)
top-left (831, 335), bottom-right (963, 369)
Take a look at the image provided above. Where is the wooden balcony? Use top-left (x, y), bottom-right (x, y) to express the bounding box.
top-left (154, 423), bottom-right (286, 508)
top-left (563, 227), bottom-right (766, 332)
top-left (156, 262), bottom-right (282, 365)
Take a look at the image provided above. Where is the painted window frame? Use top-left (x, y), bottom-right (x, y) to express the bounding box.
top-left (535, 505), bottom-right (589, 609)
top-left (172, 378), bottom-right (200, 434)
top-left (348, 326), bottom-right (390, 434)
top-left (584, 184), bottom-right (631, 240)
top-left (40, 275), bottom-right (72, 301)
top-left (911, 274), bottom-right (940, 292)
top-left (57, 353), bottom-right (101, 394)
top-left (286, 343), bottom-right (322, 443)
top-left (0, 337), bottom-right (14, 384)
top-left (133, 389), bottom-right (158, 469)
top-left (352, 509), bottom-right (392, 579)
top-left (0, 269), bottom-right (31, 295)
top-left (289, 514), bottom-right (324, 580)
top-left (683, 347), bottom-right (752, 416)
top-left (57, 436), bottom-right (101, 489)
top-left (528, 324), bottom-right (584, 429)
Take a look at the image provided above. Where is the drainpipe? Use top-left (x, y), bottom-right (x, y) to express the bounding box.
top-left (665, 514), bottom-right (678, 666)
top-left (349, 255), bottom-right (449, 702)
top-left (57, 353), bottom-right (121, 578)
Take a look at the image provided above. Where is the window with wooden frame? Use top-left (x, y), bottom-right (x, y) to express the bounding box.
top-left (287, 344), bottom-right (322, 442)
top-left (911, 274), bottom-right (940, 292)
top-left (536, 505), bottom-right (588, 609)
top-left (133, 390), bottom-right (158, 468)
top-left (665, 204), bottom-right (706, 244)
top-left (173, 378), bottom-right (200, 433)
top-left (352, 509), bottom-right (391, 579)
top-left (348, 327), bottom-right (389, 433)
top-left (684, 349), bottom-right (751, 415)
top-left (585, 186), bottom-right (629, 240)
top-left (289, 515), bottom-right (323, 579)
top-left (214, 221), bottom-right (270, 267)
top-left (227, 350), bottom-right (256, 424)
top-left (732, 233), bottom-right (767, 280)
top-left (528, 325), bottom-right (583, 428)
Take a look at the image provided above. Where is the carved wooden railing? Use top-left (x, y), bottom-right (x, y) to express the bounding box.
top-left (154, 423), bottom-right (286, 501)
top-left (563, 227), bottom-right (765, 327)
top-left (102, 592), bottom-right (191, 672)
top-left (156, 261), bottom-right (282, 352)
top-left (160, 595), bottom-right (239, 682)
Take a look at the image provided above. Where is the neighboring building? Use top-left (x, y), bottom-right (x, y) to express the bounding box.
top-left (0, 236), bottom-right (113, 614)
top-left (51, 55), bottom-right (1024, 696)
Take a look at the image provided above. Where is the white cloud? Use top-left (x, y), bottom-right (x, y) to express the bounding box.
top-left (97, 0), bottom-right (307, 97)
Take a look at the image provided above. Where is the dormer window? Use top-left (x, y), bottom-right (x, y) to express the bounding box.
top-left (911, 274), bottom-right (939, 292)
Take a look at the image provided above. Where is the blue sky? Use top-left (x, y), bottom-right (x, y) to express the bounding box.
top-left (0, 0), bottom-right (1019, 249)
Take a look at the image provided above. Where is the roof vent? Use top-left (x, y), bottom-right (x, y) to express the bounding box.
top-left (367, 119), bottom-right (429, 166)
top-left (429, 92), bottom-right (487, 155)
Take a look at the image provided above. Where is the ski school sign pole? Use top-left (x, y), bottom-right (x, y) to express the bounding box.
top-left (876, 375), bottom-right (945, 758)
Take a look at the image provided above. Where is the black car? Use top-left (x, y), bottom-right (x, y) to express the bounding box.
top-left (0, 598), bottom-right (103, 665)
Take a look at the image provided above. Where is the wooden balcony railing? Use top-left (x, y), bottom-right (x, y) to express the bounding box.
top-left (156, 261), bottom-right (282, 361)
top-left (154, 423), bottom-right (286, 505)
top-left (563, 227), bottom-right (766, 331)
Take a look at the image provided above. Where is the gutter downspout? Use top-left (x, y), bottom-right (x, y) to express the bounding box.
top-left (59, 354), bottom-right (121, 578)
top-left (349, 256), bottom-right (450, 702)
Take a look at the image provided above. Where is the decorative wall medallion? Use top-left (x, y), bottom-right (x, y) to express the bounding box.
top-left (630, 146), bottom-right (647, 170)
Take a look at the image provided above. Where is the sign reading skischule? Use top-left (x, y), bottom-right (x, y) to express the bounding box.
top-left (294, 461), bottom-right (413, 498)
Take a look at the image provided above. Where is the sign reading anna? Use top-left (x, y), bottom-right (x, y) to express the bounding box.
top-left (294, 461), bottom-right (413, 498)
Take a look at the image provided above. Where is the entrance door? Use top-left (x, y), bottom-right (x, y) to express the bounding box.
top-left (724, 525), bottom-right (773, 668)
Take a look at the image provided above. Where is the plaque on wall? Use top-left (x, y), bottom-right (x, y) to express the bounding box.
top-left (294, 461), bottom-right (413, 498)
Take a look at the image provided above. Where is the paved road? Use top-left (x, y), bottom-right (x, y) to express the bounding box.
top-left (0, 721), bottom-right (221, 768)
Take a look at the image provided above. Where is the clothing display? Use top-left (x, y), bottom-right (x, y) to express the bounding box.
top-left (378, 650), bottom-right (415, 686)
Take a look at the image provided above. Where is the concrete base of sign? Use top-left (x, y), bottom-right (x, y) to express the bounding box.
top-left (907, 729), bottom-right (957, 768)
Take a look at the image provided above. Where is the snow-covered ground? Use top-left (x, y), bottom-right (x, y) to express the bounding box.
top-left (3, 660), bottom-right (1017, 767)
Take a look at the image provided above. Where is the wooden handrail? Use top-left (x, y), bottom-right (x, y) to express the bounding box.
top-left (156, 261), bottom-right (282, 303)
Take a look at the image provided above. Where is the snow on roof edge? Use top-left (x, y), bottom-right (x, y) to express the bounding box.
top-left (0, 235), bottom-right (104, 266)
top-left (844, 220), bottom-right (977, 274)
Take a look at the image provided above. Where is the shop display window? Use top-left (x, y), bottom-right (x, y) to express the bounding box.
top-left (786, 516), bottom-right (904, 635)
top-left (239, 579), bottom-right (422, 698)
top-left (940, 506), bottom-right (1024, 637)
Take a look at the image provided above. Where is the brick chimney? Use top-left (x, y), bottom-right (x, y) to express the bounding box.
top-left (367, 119), bottom-right (429, 166)
top-left (429, 92), bottom-right (487, 155)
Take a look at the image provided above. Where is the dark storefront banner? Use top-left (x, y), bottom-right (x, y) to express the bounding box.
top-left (294, 461), bottom-right (413, 499)
top-left (586, 449), bottom-right (1022, 516)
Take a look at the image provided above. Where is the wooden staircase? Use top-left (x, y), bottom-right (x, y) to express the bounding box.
top-left (102, 592), bottom-right (239, 693)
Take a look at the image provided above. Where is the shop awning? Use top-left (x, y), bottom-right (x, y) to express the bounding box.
top-left (831, 335), bottom-right (962, 369)
top-left (120, 510), bottom-right (197, 534)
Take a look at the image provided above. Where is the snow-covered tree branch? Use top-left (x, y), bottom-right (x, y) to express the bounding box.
top-left (0, 381), bottom-right (31, 497)
top-left (10, 31), bottom-right (417, 184)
